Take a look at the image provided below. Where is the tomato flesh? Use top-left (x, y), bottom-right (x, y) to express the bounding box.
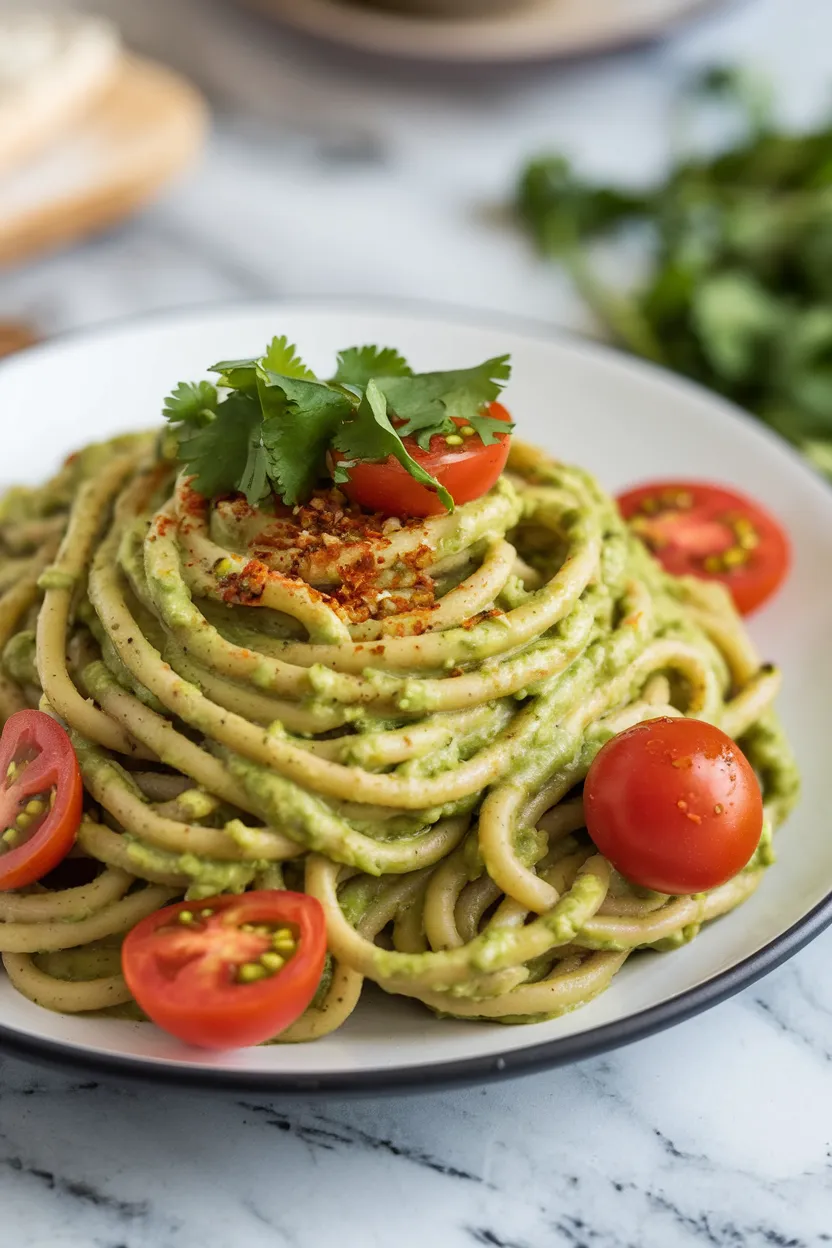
top-left (617, 480), bottom-right (789, 615)
top-left (584, 717), bottom-right (763, 895)
top-left (334, 401), bottom-right (513, 517)
top-left (0, 710), bottom-right (83, 891)
top-left (122, 891), bottom-right (327, 1049)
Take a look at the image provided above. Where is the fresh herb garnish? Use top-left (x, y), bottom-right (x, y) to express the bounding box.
top-left (171, 391), bottom-right (263, 500)
top-left (333, 379), bottom-right (454, 512)
top-left (334, 345), bottom-right (413, 388)
top-left (378, 357), bottom-right (511, 450)
top-left (516, 65), bottom-right (832, 480)
top-left (258, 374), bottom-right (351, 506)
top-left (162, 380), bottom-right (219, 425)
top-left (163, 340), bottom-right (512, 509)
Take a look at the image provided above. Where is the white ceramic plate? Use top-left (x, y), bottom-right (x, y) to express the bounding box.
top-left (239, 0), bottom-right (732, 65)
top-left (2, 300), bottom-right (830, 1092)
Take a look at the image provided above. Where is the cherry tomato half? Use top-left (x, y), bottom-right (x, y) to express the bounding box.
top-left (584, 717), bottom-right (763, 895)
top-left (617, 480), bottom-right (789, 615)
top-left (0, 710), bottom-right (83, 891)
top-left (333, 401), bottom-right (513, 518)
top-left (122, 891), bottom-right (327, 1049)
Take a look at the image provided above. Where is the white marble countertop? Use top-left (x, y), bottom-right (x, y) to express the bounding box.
top-left (3, 0), bottom-right (832, 1244)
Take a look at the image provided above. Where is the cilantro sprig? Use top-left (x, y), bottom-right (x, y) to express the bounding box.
top-left (333, 379), bottom-right (455, 513)
top-left (163, 337), bottom-right (512, 511)
top-left (516, 65), bottom-right (832, 481)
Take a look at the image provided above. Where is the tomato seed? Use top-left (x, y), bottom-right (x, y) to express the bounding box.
top-left (237, 962), bottom-right (267, 983)
top-left (260, 952), bottom-right (285, 973)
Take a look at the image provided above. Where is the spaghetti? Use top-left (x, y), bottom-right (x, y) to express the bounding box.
top-left (0, 426), bottom-right (799, 1038)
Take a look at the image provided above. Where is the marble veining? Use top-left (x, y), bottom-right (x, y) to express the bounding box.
top-left (2, 936), bottom-right (832, 1248)
top-left (2, 0), bottom-right (832, 1243)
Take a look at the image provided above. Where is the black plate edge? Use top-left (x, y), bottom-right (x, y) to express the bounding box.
top-left (0, 292), bottom-right (829, 1096)
top-left (3, 892), bottom-right (831, 1096)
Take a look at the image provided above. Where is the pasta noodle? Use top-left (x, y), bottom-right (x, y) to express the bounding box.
top-left (0, 430), bottom-right (799, 1034)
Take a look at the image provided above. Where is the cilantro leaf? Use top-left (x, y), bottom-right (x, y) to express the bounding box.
top-left (162, 380), bottom-right (218, 425)
top-left (258, 370), bottom-right (353, 506)
top-left (691, 271), bottom-right (783, 382)
top-left (239, 425), bottom-right (270, 504)
top-left (465, 410), bottom-right (515, 446)
top-left (176, 392), bottom-right (266, 502)
top-left (379, 355), bottom-right (512, 447)
top-left (518, 155), bottom-right (649, 255)
top-left (333, 379), bottom-right (454, 512)
top-left (262, 335), bottom-right (317, 381)
top-left (210, 338), bottom-right (315, 398)
top-left (208, 358), bottom-right (260, 393)
top-left (772, 307), bottom-right (832, 430)
top-left (209, 339), bottom-right (315, 395)
top-left (334, 345), bottom-right (413, 388)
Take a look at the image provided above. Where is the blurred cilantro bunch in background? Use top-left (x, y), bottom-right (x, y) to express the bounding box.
top-left (517, 67), bottom-right (832, 480)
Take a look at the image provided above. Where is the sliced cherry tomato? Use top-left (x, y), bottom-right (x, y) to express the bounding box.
top-left (122, 891), bottom-right (327, 1049)
top-left (584, 717), bottom-right (763, 895)
top-left (0, 710), bottom-right (83, 891)
top-left (332, 401), bottom-right (513, 518)
top-left (617, 480), bottom-right (789, 615)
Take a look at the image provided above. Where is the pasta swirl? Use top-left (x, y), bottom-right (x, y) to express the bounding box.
top-left (0, 432), bottom-right (799, 1033)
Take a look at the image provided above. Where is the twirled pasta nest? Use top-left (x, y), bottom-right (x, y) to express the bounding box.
top-left (0, 434), bottom-right (798, 1036)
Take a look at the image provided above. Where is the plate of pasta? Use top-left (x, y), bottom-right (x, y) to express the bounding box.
top-left (0, 300), bottom-right (829, 1091)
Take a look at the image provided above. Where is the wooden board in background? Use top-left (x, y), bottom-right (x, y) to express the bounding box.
top-left (0, 56), bottom-right (208, 268)
top-left (0, 15), bottom-right (121, 177)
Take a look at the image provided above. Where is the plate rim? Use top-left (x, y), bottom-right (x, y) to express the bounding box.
top-left (1, 293), bottom-right (830, 1095)
top-left (3, 893), bottom-right (831, 1094)
top-left (236, 0), bottom-right (748, 66)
